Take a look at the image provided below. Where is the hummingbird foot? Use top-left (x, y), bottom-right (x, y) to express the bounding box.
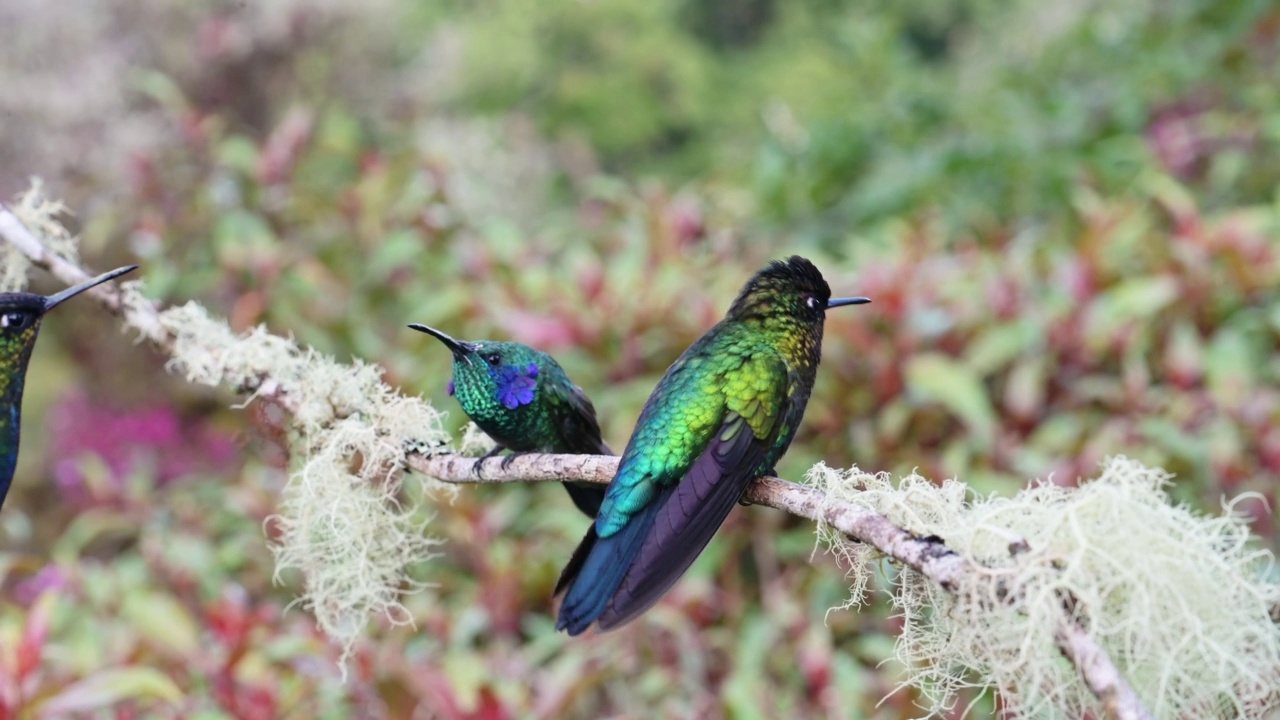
top-left (473, 444), bottom-right (508, 479)
top-left (499, 451), bottom-right (533, 471)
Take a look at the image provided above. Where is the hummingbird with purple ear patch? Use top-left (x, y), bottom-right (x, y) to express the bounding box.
top-left (408, 324), bottom-right (612, 517)
top-left (0, 265), bottom-right (138, 509)
top-left (555, 256), bottom-right (870, 634)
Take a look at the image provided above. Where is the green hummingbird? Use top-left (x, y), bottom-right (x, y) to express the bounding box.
top-left (408, 324), bottom-right (613, 517)
top-left (0, 265), bottom-right (139, 509)
top-left (554, 256), bottom-right (869, 634)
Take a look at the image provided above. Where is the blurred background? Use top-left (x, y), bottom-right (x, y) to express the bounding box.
top-left (1, 0), bottom-right (1278, 717)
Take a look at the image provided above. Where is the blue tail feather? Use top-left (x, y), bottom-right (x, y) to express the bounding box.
top-left (555, 484), bottom-right (674, 635)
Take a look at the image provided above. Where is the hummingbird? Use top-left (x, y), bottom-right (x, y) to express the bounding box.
top-left (408, 324), bottom-right (613, 518)
top-left (554, 256), bottom-right (870, 634)
top-left (0, 265), bottom-right (139, 509)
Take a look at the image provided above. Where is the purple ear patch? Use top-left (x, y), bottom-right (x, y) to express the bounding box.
top-left (446, 379), bottom-right (455, 396)
top-left (498, 375), bottom-right (537, 409)
top-left (491, 364), bottom-right (539, 409)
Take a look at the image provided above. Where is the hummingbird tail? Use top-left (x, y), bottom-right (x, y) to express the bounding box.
top-left (596, 415), bottom-right (765, 631)
top-left (563, 481), bottom-right (607, 518)
top-left (555, 484), bottom-right (673, 635)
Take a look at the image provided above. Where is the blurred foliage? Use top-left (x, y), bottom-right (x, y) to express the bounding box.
top-left (443, 0), bottom-right (1280, 241)
top-left (0, 0), bottom-right (1277, 717)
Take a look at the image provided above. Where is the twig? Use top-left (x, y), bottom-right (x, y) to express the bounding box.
top-left (0, 203), bottom-right (1153, 720)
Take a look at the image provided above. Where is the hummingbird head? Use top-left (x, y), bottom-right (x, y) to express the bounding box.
top-left (0, 294), bottom-right (49, 372)
top-left (408, 325), bottom-right (545, 413)
top-left (0, 265), bottom-right (138, 380)
top-left (727, 255), bottom-right (870, 326)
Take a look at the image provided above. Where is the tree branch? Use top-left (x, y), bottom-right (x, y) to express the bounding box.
top-left (0, 202), bottom-right (1153, 720)
top-left (413, 453), bottom-right (1150, 720)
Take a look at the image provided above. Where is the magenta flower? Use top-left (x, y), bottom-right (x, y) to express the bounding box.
top-left (47, 391), bottom-right (240, 504)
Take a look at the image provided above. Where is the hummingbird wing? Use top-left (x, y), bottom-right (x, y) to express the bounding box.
top-left (596, 408), bottom-right (779, 630)
top-left (545, 375), bottom-right (613, 456)
top-left (556, 347), bottom-right (787, 634)
top-left (543, 370), bottom-right (612, 517)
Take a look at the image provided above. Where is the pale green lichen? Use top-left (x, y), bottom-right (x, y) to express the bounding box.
top-left (810, 456), bottom-right (1280, 718)
top-left (269, 417), bottom-right (443, 667)
top-left (5, 180), bottom-right (81, 292)
top-left (152, 302), bottom-right (454, 668)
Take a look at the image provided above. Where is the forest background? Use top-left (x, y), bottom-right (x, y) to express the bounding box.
top-left (0, 0), bottom-right (1278, 717)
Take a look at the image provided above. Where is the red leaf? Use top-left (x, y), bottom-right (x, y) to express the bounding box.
top-left (16, 592), bottom-right (56, 682)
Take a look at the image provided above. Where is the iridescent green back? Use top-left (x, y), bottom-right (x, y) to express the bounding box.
top-left (595, 314), bottom-right (814, 534)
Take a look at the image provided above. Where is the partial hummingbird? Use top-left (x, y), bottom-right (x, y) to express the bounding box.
top-left (408, 324), bottom-right (612, 518)
top-left (0, 265), bottom-right (139, 509)
top-left (555, 256), bottom-right (870, 634)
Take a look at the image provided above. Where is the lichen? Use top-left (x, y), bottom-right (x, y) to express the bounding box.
top-left (810, 456), bottom-right (1280, 718)
top-left (154, 302), bottom-right (454, 671)
top-left (5, 180), bottom-right (81, 291)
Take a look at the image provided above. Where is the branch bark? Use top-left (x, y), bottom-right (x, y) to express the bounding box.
top-left (0, 202), bottom-right (1153, 720)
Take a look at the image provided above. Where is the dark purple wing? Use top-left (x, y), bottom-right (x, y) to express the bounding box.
top-left (595, 412), bottom-right (772, 630)
top-left (548, 377), bottom-right (613, 456)
top-left (545, 375), bottom-right (612, 517)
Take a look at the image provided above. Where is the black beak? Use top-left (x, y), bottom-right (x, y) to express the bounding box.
top-left (44, 265), bottom-right (138, 311)
top-left (827, 296), bottom-right (871, 309)
top-left (408, 323), bottom-right (478, 364)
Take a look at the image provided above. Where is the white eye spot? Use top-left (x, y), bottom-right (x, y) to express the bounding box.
top-left (1, 312), bottom-right (30, 330)
top-left (805, 296), bottom-right (820, 309)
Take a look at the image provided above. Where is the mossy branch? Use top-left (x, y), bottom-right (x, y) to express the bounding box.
top-left (0, 201), bottom-right (1160, 719)
top-left (415, 454), bottom-right (1154, 720)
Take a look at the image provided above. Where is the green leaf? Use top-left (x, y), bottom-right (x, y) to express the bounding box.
top-left (1139, 415), bottom-right (1202, 459)
top-left (37, 668), bottom-right (183, 715)
top-left (1004, 356), bottom-right (1047, 419)
top-left (51, 510), bottom-right (140, 567)
top-left (212, 210), bottom-right (279, 269)
top-left (1027, 413), bottom-right (1086, 454)
top-left (128, 69), bottom-right (190, 113)
top-left (216, 135), bottom-right (261, 176)
top-left (367, 228), bottom-right (426, 279)
top-left (1205, 326), bottom-right (1255, 410)
top-left (122, 592), bottom-right (200, 658)
top-left (722, 616), bottom-right (773, 720)
top-left (441, 653), bottom-right (488, 713)
top-left (966, 319), bottom-right (1042, 376)
top-left (905, 353), bottom-right (997, 448)
top-left (1083, 276), bottom-right (1179, 348)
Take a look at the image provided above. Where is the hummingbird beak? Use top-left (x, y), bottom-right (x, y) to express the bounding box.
top-left (827, 296), bottom-right (871, 309)
top-left (43, 265), bottom-right (139, 311)
top-left (407, 323), bottom-right (478, 365)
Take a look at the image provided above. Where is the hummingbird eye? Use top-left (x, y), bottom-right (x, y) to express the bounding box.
top-left (483, 352), bottom-right (502, 366)
top-left (805, 296), bottom-right (820, 310)
top-left (0, 311), bottom-right (33, 331)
